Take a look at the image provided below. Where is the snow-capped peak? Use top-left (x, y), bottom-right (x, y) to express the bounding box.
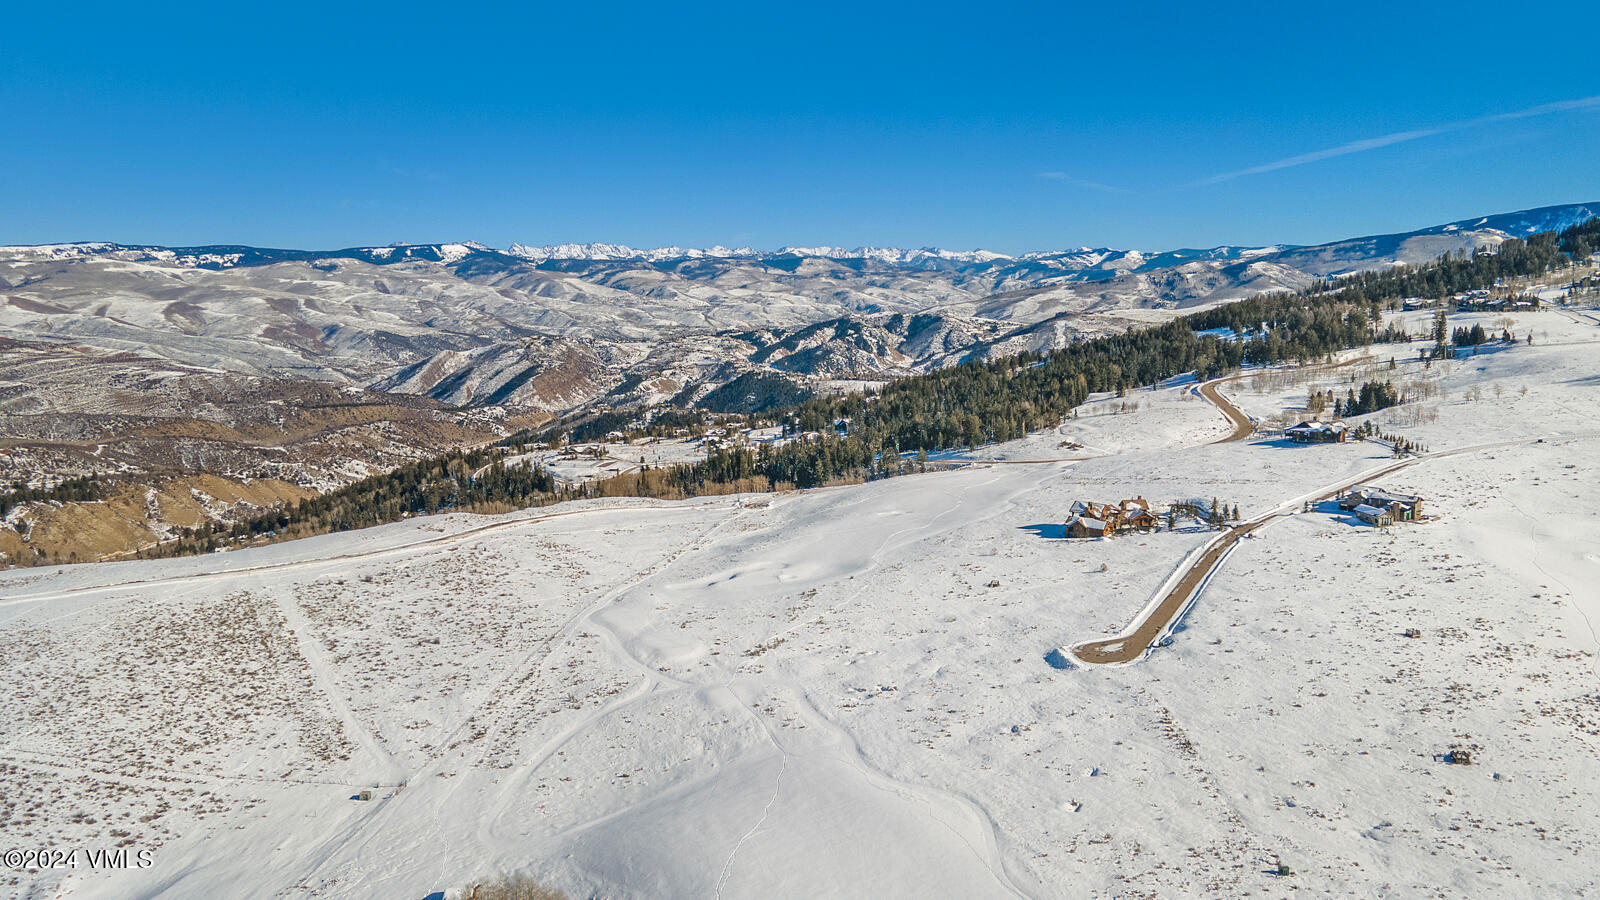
top-left (506, 242), bottom-right (1011, 265)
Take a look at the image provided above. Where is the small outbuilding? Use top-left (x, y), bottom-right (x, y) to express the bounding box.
top-left (1352, 503), bottom-right (1393, 527)
top-left (1066, 515), bottom-right (1112, 539)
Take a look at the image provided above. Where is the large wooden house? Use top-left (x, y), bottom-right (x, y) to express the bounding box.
top-left (1066, 497), bottom-right (1160, 538)
top-left (1339, 485), bottom-right (1423, 525)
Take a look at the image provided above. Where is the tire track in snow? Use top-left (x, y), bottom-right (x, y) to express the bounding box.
top-left (274, 589), bottom-right (408, 786)
top-left (712, 732), bottom-right (786, 900)
top-left (779, 680), bottom-right (1034, 899)
top-left (1501, 496), bottom-right (1600, 689)
top-left (299, 506), bottom-right (751, 885)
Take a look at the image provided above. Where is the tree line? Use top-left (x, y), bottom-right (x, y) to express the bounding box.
top-left (141, 449), bottom-right (559, 558)
top-left (0, 475), bottom-right (103, 518)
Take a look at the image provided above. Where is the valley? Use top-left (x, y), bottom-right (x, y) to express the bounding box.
top-left (5, 204), bottom-right (1595, 567)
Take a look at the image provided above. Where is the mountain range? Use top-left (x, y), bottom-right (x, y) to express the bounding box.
top-left (2, 201), bottom-right (1594, 458)
top-left (5, 203), bottom-right (1594, 412)
top-left (1, 201), bottom-right (1595, 560)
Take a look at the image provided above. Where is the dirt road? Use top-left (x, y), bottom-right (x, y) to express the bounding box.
top-left (1198, 376), bottom-right (1255, 443)
top-left (1070, 521), bottom-right (1262, 664)
top-left (1200, 355), bottom-right (1385, 444)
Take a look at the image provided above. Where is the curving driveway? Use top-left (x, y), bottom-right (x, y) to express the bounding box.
top-left (1066, 432), bottom-right (1589, 666)
top-left (1198, 375), bottom-right (1256, 442)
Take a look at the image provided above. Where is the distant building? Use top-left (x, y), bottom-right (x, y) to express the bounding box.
top-left (1285, 421), bottom-right (1348, 443)
top-left (1457, 289), bottom-right (1538, 312)
top-left (1339, 485), bottom-right (1424, 525)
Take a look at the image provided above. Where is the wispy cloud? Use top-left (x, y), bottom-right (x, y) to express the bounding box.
top-left (1199, 94), bottom-right (1600, 185)
top-left (1478, 94), bottom-right (1600, 123)
top-left (1035, 171), bottom-right (1130, 194)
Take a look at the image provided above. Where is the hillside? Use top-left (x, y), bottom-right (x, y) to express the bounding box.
top-left (4, 205), bottom-right (1594, 568)
top-left (4, 298), bottom-right (1599, 898)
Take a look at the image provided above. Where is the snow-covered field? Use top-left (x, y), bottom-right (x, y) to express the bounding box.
top-left (3, 308), bottom-right (1599, 898)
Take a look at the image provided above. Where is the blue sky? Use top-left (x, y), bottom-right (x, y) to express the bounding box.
top-left (3, 1), bottom-right (1597, 253)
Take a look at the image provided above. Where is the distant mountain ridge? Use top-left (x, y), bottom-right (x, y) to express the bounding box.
top-left (11, 201), bottom-right (1594, 274)
top-left (2, 201), bottom-right (1595, 416)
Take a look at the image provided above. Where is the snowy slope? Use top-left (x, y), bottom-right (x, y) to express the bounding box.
top-left (4, 306), bottom-right (1599, 898)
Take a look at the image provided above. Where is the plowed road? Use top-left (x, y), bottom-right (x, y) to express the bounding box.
top-left (1199, 375), bottom-right (1255, 442)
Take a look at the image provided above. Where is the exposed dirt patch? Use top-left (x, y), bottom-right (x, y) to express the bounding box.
top-left (3, 476), bottom-right (313, 566)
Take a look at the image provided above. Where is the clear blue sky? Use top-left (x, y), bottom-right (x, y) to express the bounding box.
top-left (4, 1), bottom-right (1597, 253)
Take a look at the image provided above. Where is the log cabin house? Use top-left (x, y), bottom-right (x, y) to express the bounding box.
top-left (1065, 514), bottom-right (1112, 539)
top-left (1066, 497), bottom-right (1160, 538)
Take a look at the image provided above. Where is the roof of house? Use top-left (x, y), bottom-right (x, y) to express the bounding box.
top-left (1353, 489), bottom-right (1420, 506)
top-left (1377, 494), bottom-right (1420, 506)
top-left (1353, 504), bottom-right (1390, 518)
top-left (1067, 514), bottom-right (1108, 530)
top-left (1349, 484), bottom-right (1420, 500)
top-left (1288, 420), bottom-right (1347, 433)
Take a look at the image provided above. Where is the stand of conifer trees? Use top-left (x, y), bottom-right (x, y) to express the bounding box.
top-left (0, 475), bottom-right (103, 518)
